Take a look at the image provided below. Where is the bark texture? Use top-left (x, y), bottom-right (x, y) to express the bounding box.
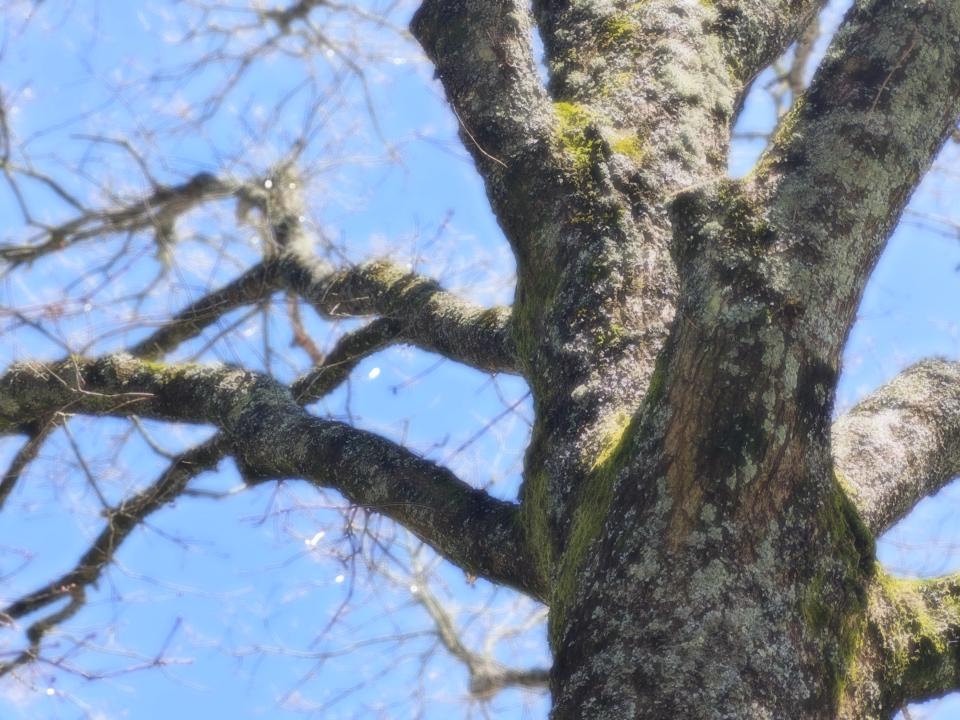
top-left (3, 0), bottom-right (960, 717)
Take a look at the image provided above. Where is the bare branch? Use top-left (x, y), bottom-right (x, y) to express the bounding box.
top-left (411, 577), bottom-right (549, 698)
top-left (52, 160), bottom-right (521, 375)
top-left (0, 435), bottom-right (229, 677)
top-left (365, 542), bottom-right (549, 701)
top-left (286, 293), bottom-right (326, 365)
top-left (283, 254), bottom-right (519, 374)
top-left (130, 262), bottom-right (284, 360)
top-left (0, 355), bottom-right (546, 599)
top-left (0, 324), bottom-right (386, 672)
top-left (291, 318), bottom-right (401, 403)
top-left (0, 172), bottom-right (234, 266)
top-left (0, 588), bottom-right (86, 677)
top-left (833, 359), bottom-right (960, 536)
top-left (155, 0), bottom-right (404, 126)
top-left (0, 414), bottom-right (60, 510)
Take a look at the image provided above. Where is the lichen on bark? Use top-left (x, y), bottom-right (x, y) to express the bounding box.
top-left (4, 0), bottom-right (960, 715)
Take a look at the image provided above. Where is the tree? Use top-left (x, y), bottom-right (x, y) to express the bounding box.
top-left (1, 0), bottom-right (959, 718)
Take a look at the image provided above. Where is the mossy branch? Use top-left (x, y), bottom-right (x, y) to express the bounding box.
top-left (282, 254), bottom-right (520, 374)
top-left (844, 570), bottom-right (960, 717)
top-left (0, 355), bottom-right (545, 600)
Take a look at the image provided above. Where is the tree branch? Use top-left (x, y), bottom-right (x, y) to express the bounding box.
top-left (0, 355), bottom-right (545, 600)
top-left (101, 164), bottom-right (517, 374)
top-left (0, 327), bottom-right (377, 673)
top-left (282, 255), bottom-right (519, 375)
top-left (410, 0), bottom-right (564, 262)
top-left (530, 0), bottom-right (822, 192)
top-left (0, 435), bottom-right (228, 677)
top-left (291, 318), bottom-right (401, 403)
top-left (0, 414), bottom-right (59, 510)
top-left (707, 0), bottom-right (822, 84)
top-left (370, 547), bottom-right (549, 700)
top-left (411, 579), bottom-right (549, 698)
top-left (0, 172), bottom-right (233, 266)
top-left (846, 570), bottom-right (960, 717)
top-left (130, 262), bottom-right (284, 359)
top-left (411, 0), bottom-right (551, 170)
top-left (750, 0), bottom-right (960, 358)
top-left (832, 359), bottom-right (960, 536)
top-left (535, 0), bottom-right (821, 90)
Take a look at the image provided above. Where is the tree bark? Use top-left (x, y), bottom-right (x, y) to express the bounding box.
top-left (413, 0), bottom-right (960, 717)
top-left (3, 0), bottom-right (960, 716)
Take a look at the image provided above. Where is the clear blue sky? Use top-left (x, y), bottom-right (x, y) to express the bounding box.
top-left (0, 1), bottom-right (958, 718)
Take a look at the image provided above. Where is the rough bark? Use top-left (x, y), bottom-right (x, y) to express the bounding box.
top-left (3, 0), bottom-right (960, 716)
top-left (842, 570), bottom-right (960, 717)
top-left (834, 359), bottom-right (960, 536)
top-left (0, 355), bottom-right (545, 600)
top-left (539, 0), bottom-right (960, 713)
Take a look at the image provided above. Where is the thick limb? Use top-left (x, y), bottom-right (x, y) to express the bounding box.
top-left (0, 355), bottom-right (544, 599)
top-left (747, 0), bottom-right (960, 360)
top-left (833, 359), bottom-right (960, 535)
top-left (410, 0), bottom-right (560, 263)
top-left (845, 570), bottom-right (960, 718)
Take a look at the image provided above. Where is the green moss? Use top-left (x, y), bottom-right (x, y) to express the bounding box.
top-left (801, 472), bottom-right (876, 702)
top-left (137, 358), bottom-right (173, 373)
top-left (832, 469), bottom-right (876, 574)
top-left (106, 355), bottom-right (179, 385)
top-left (512, 266), bottom-right (561, 387)
top-left (597, 16), bottom-right (639, 50)
top-left (593, 323), bottom-right (626, 350)
top-left (522, 467), bottom-right (554, 579)
top-left (871, 573), bottom-right (956, 697)
top-left (553, 101), bottom-right (601, 174)
top-left (610, 133), bottom-right (647, 163)
top-left (519, 422), bottom-right (556, 589)
top-left (644, 354), bottom-right (669, 409)
top-left (550, 411), bottom-right (639, 648)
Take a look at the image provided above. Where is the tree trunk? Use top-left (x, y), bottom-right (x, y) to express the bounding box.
top-left (412, 0), bottom-right (960, 716)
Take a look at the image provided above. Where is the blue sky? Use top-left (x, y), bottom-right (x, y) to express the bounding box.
top-left (0, 1), bottom-right (958, 718)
